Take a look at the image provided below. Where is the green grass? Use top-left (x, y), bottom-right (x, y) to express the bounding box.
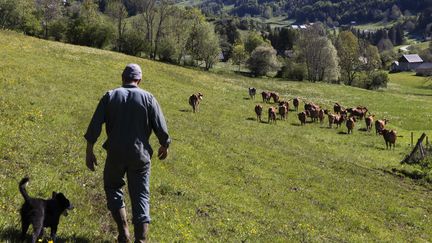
top-left (247, 16), bottom-right (294, 28)
top-left (1, 30), bottom-right (432, 242)
top-left (353, 20), bottom-right (399, 31)
top-left (393, 40), bottom-right (430, 53)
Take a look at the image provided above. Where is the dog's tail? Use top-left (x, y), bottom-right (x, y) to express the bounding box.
top-left (19, 177), bottom-right (31, 202)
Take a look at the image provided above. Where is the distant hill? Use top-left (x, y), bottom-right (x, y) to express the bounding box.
top-left (176, 0), bottom-right (431, 26)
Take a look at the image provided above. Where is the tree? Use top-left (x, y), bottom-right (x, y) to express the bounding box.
top-left (106, 0), bottom-right (128, 52)
top-left (246, 45), bottom-right (281, 76)
top-left (361, 43), bottom-right (381, 75)
top-left (152, 0), bottom-right (174, 59)
top-left (0, 0), bottom-right (41, 35)
top-left (336, 31), bottom-right (360, 85)
top-left (167, 7), bottom-right (198, 64)
top-left (389, 4), bottom-right (402, 20)
top-left (298, 24), bottom-right (340, 82)
top-left (214, 18), bottom-right (241, 60)
top-left (66, 0), bottom-right (115, 48)
top-left (133, 0), bottom-right (156, 58)
top-left (377, 38), bottom-right (394, 52)
top-left (244, 31), bottom-right (269, 54)
top-left (231, 42), bottom-right (248, 71)
top-left (277, 59), bottom-right (307, 81)
top-left (366, 71), bottom-right (389, 90)
top-left (186, 21), bottom-right (220, 70)
top-left (35, 0), bottom-right (62, 39)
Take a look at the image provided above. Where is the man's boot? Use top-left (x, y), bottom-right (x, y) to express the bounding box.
top-left (111, 208), bottom-right (131, 243)
top-left (134, 223), bottom-right (149, 243)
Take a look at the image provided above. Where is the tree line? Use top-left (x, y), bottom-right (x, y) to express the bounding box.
top-left (0, 0), bottom-right (221, 70)
top-left (3, 0), bottom-right (431, 90)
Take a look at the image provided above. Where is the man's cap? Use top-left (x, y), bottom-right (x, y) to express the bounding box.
top-left (122, 63), bottom-right (142, 81)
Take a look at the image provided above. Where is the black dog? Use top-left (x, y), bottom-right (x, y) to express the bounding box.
top-left (19, 177), bottom-right (73, 243)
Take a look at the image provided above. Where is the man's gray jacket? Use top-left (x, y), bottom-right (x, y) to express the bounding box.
top-left (84, 84), bottom-right (171, 162)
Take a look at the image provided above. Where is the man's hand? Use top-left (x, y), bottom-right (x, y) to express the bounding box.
top-left (157, 146), bottom-right (168, 160)
top-left (86, 143), bottom-right (98, 171)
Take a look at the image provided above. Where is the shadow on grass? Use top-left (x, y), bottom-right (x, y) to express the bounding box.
top-left (338, 131), bottom-right (348, 135)
top-left (407, 93), bottom-right (432, 97)
top-left (358, 128), bottom-right (368, 132)
top-left (291, 123), bottom-right (302, 126)
top-left (320, 126), bottom-right (333, 129)
top-left (246, 117), bottom-right (270, 124)
top-left (0, 227), bottom-right (105, 243)
top-left (233, 70), bottom-right (254, 77)
top-left (179, 109), bottom-right (190, 113)
top-left (243, 97), bottom-right (250, 100)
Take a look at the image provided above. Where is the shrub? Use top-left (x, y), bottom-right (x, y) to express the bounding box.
top-left (277, 61), bottom-right (306, 81)
top-left (158, 38), bottom-right (178, 63)
top-left (121, 30), bottom-right (148, 57)
top-left (246, 45), bottom-right (281, 76)
top-left (49, 18), bottom-right (68, 41)
top-left (352, 71), bottom-right (389, 90)
top-left (367, 71), bottom-right (389, 90)
top-left (66, 13), bottom-right (115, 49)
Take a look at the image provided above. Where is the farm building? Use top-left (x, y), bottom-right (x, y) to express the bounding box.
top-left (416, 62), bottom-right (432, 76)
top-left (391, 54), bottom-right (424, 72)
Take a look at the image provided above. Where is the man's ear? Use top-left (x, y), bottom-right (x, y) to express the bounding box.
top-left (52, 191), bottom-right (57, 198)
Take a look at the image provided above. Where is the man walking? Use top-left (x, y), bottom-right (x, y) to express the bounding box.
top-left (84, 63), bottom-right (171, 242)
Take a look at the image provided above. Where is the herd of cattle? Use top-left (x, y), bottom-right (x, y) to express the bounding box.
top-left (188, 88), bottom-right (397, 150)
top-left (248, 87), bottom-right (397, 150)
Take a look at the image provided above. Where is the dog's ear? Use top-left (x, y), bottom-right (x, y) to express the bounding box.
top-left (52, 191), bottom-right (58, 198)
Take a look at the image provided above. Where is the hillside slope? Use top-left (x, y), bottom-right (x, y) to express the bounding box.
top-left (0, 31), bottom-right (431, 241)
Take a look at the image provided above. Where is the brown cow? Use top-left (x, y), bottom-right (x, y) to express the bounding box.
top-left (268, 107), bottom-right (277, 124)
top-left (279, 100), bottom-right (290, 111)
top-left (261, 91), bottom-right (271, 103)
top-left (333, 103), bottom-right (343, 114)
top-left (375, 119), bottom-right (388, 135)
top-left (318, 109), bottom-right (325, 124)
top-left (346, 116), bottom-right (356, 134)
top-left (254, 104), bottom-right (263, 122)
top-left (365, 114), bottom-right (375, 132)
top-left (382, 129), bottom-right (397, 150)
top-left (327, 113), bottom-right (338, 128)
top-left (293, 97), bottom-right (300, 111)
top-left (308, 109), bottom-right (319, 122)
top-left (304, 102), bottom-right (320, 112)
top-left (304, 102), bottom-right (320, 122)
top-left (298, 111), bottom-right (307, 125)
top-left (278, 104), bottom-right (288, 120)
top-left (334, 114), bottom-right (346, 128)
top-left (270, 92), bottom-right (280, 103)
top-left (249, 87), bottom-right (257, 100)
top-left (189, 92), bottom-right (203, 113)
top-left (347, 106), bottom-right (368, 120)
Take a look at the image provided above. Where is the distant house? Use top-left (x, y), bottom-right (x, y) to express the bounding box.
top-left (416, 62), bottom-right (432, 76)
top-left (391, 54), bottom-right (423, 72)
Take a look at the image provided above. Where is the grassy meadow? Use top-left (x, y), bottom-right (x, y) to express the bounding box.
top-left (0, 30), bottom-right (432, 242)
